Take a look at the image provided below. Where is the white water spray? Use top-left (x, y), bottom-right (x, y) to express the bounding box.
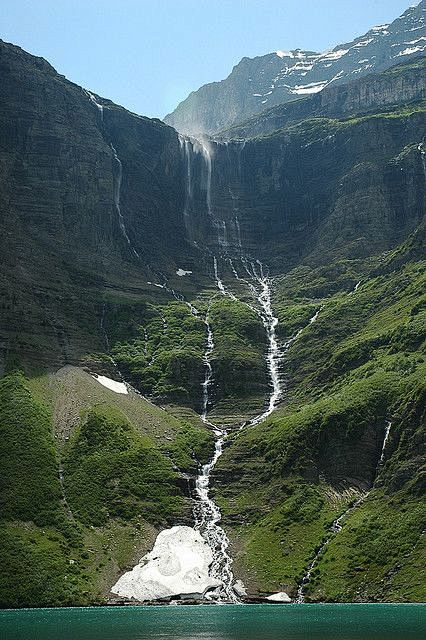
top-left (349, 280), bottom-right (362, 295)
top-left (193, 430), bottom-right (238, 602)
top-left (378, 420), bottom-right (392, 467)
top-left (84, 90), bottom-right (104, 121)
top-left (201, 306), bottom-right (215, 424)
top-left (251, 261), bottom-right (282, 420)
top-left (179, 135), bottom-right (193, 224)
top-left (195, 301), bottom-right (238, 601)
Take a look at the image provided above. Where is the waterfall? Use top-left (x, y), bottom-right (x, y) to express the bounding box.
top-left (418, 141), bottom-right (426, 181)
top-left (150, 275), bottom-right (238, 601)
top-left (378, 420), bottom-right (392, 467)
top-left (181, 136), bottom-right (229, 251)
top-left (227, 141), bottom-right (244, 254)
top-left (84, 90), bottom-right (104, 121)
top-left (349, 280), bottom-right (362, 295)
top-left (250, 260), bottom-right (282, 420)
top-left (179, 135), bottom-right (193, 227)
top-left (193, 432), bottom-right (238, 602)
top-left (296, 420), bottom-right (393, 603)
top-left (213, 256), bottom-right (238, 302)
top-left (196, 301), bottom-right (238, 601)
top-left (201, 307), bottom-right (215, 423)
top-left (218, 255), bottom-right (287, 425)
top-left (110, 144), bottom-right (140, 258)
top-left (85, 90), bottom-right (139, 258)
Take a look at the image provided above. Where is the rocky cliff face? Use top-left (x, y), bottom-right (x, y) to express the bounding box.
top-left (0, 39), bottom-right (198, 371)
top-left (220, 57), bottom-right (426, 139)
top-left (0, 34), bottom-right (425, 607)
top-left (0, 38), bottom-right (424, 373)
top-left (182, 110), bottom-right (425, 272)
top-left (164, 1), bottom-right (426, 136)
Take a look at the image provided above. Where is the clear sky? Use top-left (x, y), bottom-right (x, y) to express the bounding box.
top-left (0, 0), bottom-right (416, 119)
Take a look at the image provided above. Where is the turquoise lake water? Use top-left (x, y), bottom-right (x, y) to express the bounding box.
top-left (1, 604), bottom-right (425, 640)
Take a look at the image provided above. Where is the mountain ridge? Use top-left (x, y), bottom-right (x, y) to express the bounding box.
top-left (164, 0), bottom-right (426, 135)
top-left (0, 29), bottom-right (424, 607)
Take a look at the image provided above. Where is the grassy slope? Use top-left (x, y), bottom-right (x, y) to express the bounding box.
top-left (0, 369), bottom-right (214, 607)
top-left (215, 233), bottom-right (426, 601)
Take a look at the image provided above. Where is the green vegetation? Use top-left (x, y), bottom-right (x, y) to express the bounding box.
top-left (307, 492), bottom-right (426, 602)
top-left (107, 294), bottom-right (269, 418)
top-left (108, 300), bottom-right (206, 407)
top-left (1, 40), bottom-right (424, 607)
top-left (216, 245), bottom-right (426, 600)
top-left (64, 405), bottom-right (184, 527)
top-left (209, 297), bottom-right (268, 407)
top-left (0, 372), bottom-right (63, 525)
top-left (0, 372), bottom-right (86, 607)
top-left (0, 370), bottom-right (213, 607)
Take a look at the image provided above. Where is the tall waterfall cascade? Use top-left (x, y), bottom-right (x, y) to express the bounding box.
top-left (107, 126), bottom-right (327, 603)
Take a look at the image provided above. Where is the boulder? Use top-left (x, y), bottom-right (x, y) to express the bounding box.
top-left (265, 592), bottom-right (292, 603)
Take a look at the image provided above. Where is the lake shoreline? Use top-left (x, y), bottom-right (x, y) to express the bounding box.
top-left (1, 601), bottom-right (425, 611)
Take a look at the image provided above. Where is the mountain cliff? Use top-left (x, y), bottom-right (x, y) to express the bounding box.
top-left (0, 30), bottom-right (424, 607)
top-left (164, 0), bottom-right (426, 136)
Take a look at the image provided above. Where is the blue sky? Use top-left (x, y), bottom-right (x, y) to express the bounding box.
top-left (0, 0), bottom-right (415, 118)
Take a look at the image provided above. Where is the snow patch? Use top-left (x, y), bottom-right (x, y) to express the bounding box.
top-left (291, 81), bottom-right (328, 95)
top-left (276, 50), bottom-right (305, 60)
top-left (320, 48), bottom-right (349, 61)
top-left (92, 375), bottom-right (128, 394)
top-left (111, 526), bottom-right (222, 602)
top-left (396, 45), bottom-right (426, 56)
top-left (371, 24), bottom-right (390, 32)
top-left (354, 38), bottom-right (374, 47)
top-left (176, 268), bottom-right (192, 276)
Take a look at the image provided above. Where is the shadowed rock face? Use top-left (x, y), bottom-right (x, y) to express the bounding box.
top-left (0, 39), bottom-right (196, 369)
top-left (0, 39), bottom-right (424, 373)
top-left (164, 1), bottom-right (426, 136)
top-left (185, 115), bottom-right (424, 268)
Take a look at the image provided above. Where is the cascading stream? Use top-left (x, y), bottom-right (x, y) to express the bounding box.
top-left (193, 431), bottom-right (238, 602)
top-left (195, 301), bottom-right (238, 601)
top-left (418, 141), bottom-right (426, 181)
top-left (224, 256), bottom-right (318, 426)
top-left (152, 273), bottom-right (238, 601)
top-left (250, 260), bottom-right (282, 420)
top-left (110, 144), bottom-right (140, 258)
top-left (296, 420), bottom-right (393, 603)
top-left (201, 306), bottom-right (215, 424)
